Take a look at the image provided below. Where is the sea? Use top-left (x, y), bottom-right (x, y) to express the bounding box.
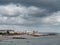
top-left (0, 35), bottom-right (60, 45)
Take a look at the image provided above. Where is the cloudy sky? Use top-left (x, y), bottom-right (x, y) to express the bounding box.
top-left (0, 0), bottom-right (60, 32)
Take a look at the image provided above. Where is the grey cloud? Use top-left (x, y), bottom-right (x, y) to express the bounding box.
top-left (28, 11), bottom-right (49, 18)
top-left (0, 0), bottom-right (60, 11)
top-left (0, 0), bottom-right (60, 17)
top-left (0, 13), bottom-right (20, 17)
top-left (0, 0), bottom-right (60, 26)
top-left (0, 0), bottom-right (60, 32)
top-left (0, 3), bottom-right (48, 18)
top-left (0, 21), bottom-right (39, 27)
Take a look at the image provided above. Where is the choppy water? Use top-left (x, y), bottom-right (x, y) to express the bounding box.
top-left (0, 35), bottom-right (60, 45)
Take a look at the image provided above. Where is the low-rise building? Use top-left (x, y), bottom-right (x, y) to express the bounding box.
top-left (0, 30), bottom-right (15, 35)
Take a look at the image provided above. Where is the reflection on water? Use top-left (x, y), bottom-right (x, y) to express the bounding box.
top-left (0, 36), bottom-right (60, 45)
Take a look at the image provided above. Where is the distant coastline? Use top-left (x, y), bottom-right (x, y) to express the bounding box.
top-left (0, 30), bottom-right (58, 36)
top-left (0, 30), bottom-right (59, 40)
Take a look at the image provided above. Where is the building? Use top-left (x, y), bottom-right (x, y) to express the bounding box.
top-left (0, 30), bottom-right (15, 35)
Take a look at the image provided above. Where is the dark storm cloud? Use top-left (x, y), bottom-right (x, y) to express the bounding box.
top-left (19, 0), bottom-right (60, 12)
top-left (0, 0), bottom-right (60, 18)
top-left (0, 0), bottom-right (60, 10)
top-left (0, 3), bottom-right (48, 18)
top-left (28, 11), bottom-right (49, 18)
top-left (0, 0), bottom-right (60, 11)
top-left (0, 0), bottom-right (60, 25)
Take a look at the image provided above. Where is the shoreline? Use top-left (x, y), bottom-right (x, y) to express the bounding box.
top-left (0, 34), bottom-right (58, 40)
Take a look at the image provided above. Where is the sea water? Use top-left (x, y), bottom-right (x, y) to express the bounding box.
top-left (0, 35), bottom-right (60, 45)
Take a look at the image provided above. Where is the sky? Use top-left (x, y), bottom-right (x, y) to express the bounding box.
top-left (0, 0), bottom-right (60, 32)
